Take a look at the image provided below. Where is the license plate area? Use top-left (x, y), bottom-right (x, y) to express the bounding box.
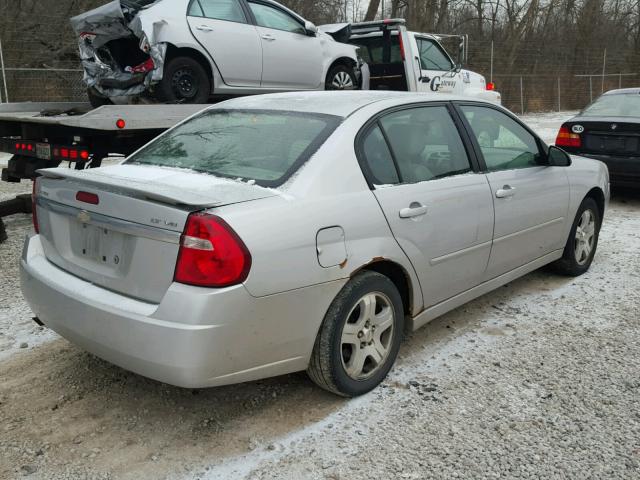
top-left (70, 222), bottom-right (126, 268)
top-left (36, 143), bottom-right (51, 160)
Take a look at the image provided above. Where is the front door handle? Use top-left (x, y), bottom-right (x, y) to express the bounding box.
top-left (399, 203), bottom-right (428, 218)
top-left (495, 185), bottom-right (516, 198)
top-left (196, 25), bottom-right (214, 32)
top-left (261, 34), bottom-right (276, 41)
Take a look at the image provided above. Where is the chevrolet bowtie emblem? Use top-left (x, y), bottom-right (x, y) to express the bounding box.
top-left (77, 210), bottom-right (91, 223)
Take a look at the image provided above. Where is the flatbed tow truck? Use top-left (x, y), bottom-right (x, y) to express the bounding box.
top-left (0, 102), bottom-right (204, 242)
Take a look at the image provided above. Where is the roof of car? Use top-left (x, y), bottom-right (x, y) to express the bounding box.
top-left (209, 91), bottom-right (470, 118)
top-left (603, 87), bottom-right (640, 95)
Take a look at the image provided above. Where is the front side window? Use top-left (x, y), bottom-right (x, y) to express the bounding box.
top-left (461, 106), bottom-right (543, 171)
top-left (377, 106), bottom-right (472, 184)
top-left (188, 0), bottom-right (247, 23)
top-left (416, 38), bottom-right (453, 71)
top-left (126, 110), bottom-right (340, 186)
top-left (248, 2), bottom-right (306, 34)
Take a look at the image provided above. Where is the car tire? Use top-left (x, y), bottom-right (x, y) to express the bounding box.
top-left (307, 270), bottom-right (404, 397)
top-left (87, 87), bottom-right (113, 108)
top-left (156, 56), bottom-right (211, 104)
top-left (550, 197), bottom-right (601, 276)
top-left (325, 64), bottom-right (357, 90)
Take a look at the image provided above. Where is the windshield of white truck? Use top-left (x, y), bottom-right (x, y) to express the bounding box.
top-left (125, 109), bottom-right (341, 187)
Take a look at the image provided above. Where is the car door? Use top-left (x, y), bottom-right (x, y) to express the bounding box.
top-left (413, 36), bottom-right (458, 94)
top-left (359, 104), bottom-right (495, 307)
top-left (456, 104), bottom-right (571, 278)
top-left (246, 1), bottom-right (324, 89)
top-left (187, 0), bottom-right (262, 87)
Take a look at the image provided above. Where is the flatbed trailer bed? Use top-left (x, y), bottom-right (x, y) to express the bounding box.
top-left (0, 102), bottom-right (207, 242)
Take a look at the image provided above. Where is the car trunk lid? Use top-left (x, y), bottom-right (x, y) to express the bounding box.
top-left (566, 117), bottom-right (640, 156)
top-left (35, 165), bottom-right (276, 303)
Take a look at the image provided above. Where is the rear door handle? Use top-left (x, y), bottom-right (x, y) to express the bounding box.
top-left (261, 34), bottom-right (276, 41)
top-left (196, 25), bottom-right (213, 32)
top-left (495, 185), bottom-right (516, 198)
top-left (399, 203), bottom-right (428, 218)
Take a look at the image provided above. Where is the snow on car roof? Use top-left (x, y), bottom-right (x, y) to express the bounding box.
top-left (603, 88), bottom-right (640, 96)
top-left (207, 91), bottom-right (467, 118)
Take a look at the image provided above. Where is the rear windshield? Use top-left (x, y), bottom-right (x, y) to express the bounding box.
top-left (126, 110), bottom-right (341, 187)
top-left (581, 93), bottom-right (640, 117)
top-left (350, 34), bottom-right (402, 65)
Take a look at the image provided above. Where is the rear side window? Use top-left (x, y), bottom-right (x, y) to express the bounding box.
top-left (351, 35), bottom-right (401, 65)
top-left (378, 106), bottom-right (471, 183)
top-left (461, 106), bottom-right (542, 171)
top-left (248, 2), bottom-right (306, 34)
top-left (189, 0), bottom-right (247, 23)
top-left (126, 110), bottom-right (341, 187)
top-left (360, 125), bottom-right (399, 185)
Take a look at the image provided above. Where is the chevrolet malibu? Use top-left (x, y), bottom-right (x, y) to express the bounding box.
top-left (21, 92), bottom-right (609, 397)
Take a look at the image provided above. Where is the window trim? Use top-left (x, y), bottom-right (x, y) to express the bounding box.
top-left (187, 0), bottom-right (251, 25)
top-left (246, 0), bottom-right (308, 35)
top-left (355, 101), bottom-right (483, 189)
top-left (451, 101), bottom-right (550, 173)
top-left (414, 36), bottom-right (454, 72)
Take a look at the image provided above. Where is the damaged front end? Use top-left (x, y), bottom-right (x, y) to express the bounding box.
top-left (70, 0), bottom-right (166, 99)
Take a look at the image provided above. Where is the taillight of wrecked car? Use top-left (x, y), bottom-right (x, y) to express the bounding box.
top-left (139, 34), bottom-right (151, 53)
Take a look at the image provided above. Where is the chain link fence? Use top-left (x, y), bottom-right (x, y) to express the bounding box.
top-left (0, 21), bottom-right (639, 111)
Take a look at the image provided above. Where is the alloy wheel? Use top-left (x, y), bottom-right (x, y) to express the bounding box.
top-left (340, 292), bottom-right (395, 380)
top-left (331, 71), bottom-right (354, 90)
top-left (574, 209), bottom-right (596, 265)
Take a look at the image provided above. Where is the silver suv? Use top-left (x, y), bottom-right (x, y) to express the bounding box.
top-left (72, 0), bottom-right (361, 106)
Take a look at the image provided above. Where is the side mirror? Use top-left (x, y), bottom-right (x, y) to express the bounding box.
top-left (304, 21), bottom-right (318, 36)
top-left (548, 145), bottom-right (572, 167)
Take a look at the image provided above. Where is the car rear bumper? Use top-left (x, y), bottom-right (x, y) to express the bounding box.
top-left (581, 153), bottom-right (640, 187)
top-left (20, 234), bottom-right (344, 388)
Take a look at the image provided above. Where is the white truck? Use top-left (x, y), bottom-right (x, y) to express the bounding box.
top-left (340, 19), bottom-right (500, 103)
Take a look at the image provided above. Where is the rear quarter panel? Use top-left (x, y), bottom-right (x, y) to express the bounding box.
top-left (564, 156), bottom-right (610, 239)
top-left (211, 112), bottom-right (424, 314)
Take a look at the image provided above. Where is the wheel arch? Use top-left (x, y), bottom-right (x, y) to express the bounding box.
top-left (585, 186), bottom-right (605, 220)
top-left (351, 259), bottom-right (414, 330)
top-left (326, 56), bottom-right (358, 78)
top-left (164, 44), bottom-right (214, 90)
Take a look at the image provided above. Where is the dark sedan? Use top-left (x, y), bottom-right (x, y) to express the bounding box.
top-left (555, 88), bottom-right (640, 187)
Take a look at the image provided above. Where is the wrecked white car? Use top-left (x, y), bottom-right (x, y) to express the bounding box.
top-left (71, 0), bottom-right (362, 106)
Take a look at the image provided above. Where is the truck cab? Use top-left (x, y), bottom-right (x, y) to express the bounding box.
top-left (348, 19), bottom-right (501, 104)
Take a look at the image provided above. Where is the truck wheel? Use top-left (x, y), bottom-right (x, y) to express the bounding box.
top-left (156, 56), bottom-right (211, 104)
top-left (87, 88), bottom-right (113, 108)
top-left (550, 197), bottom-right (601, 276)
top-left (325, 64), bottom-right (357, 90)
top-left (307, 271), bottom-right (404, 397)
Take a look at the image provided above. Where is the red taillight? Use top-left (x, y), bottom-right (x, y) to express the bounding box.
top-left (398, 33), bottom-right (405, 61)
top-left (486, 82), bottom-right (495, 91)
top-left (174, 213), bottom-right (251, 288)
top-left (555, 125), bottom-right (581, 148)
top-left (80, 150), bottom-right (90, 160)
top-left (76, 191), bottom-right (100, 205)
top-left (32, 180), bottom-right (39, 234)
top-left (61, 148), bottom-right (69, 158)
top-left (116, 118), bottom-right (126, 129)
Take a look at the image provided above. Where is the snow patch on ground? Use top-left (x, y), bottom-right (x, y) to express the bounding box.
top-left (521, 111), bottom-right (578, 144)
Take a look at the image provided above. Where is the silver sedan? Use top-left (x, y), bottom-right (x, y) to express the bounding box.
top-left (21, 91), bottom-right (609, 396)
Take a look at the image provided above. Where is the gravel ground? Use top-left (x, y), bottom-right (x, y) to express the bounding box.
top-left (0, 117), bottom-right (639, 479)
